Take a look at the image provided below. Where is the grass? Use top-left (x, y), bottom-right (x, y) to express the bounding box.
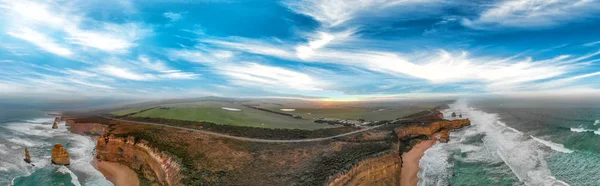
top-left (272, 107), bottom-right (426, 121)
top-left (127, 102), bottom-right (333, 130)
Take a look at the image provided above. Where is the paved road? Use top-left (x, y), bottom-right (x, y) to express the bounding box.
top-left (98, 110), bottom-right (433, 143)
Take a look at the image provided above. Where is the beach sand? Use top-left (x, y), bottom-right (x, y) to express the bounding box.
top-left (95, 160), bottom-right (140, 186)
top-left (400, 138), bottom-right (437, 186)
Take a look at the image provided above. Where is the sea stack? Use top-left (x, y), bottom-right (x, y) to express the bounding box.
top-left (52, 117), bottom-right (60, 129)
top-left (459, 114), bottom-right (462, 118)
top-left (451, 112), bottom-right (457, 117)
top-left (51, 144), bottom-right (70, 165)
top-left (24, 148), bottom-right (31, 163)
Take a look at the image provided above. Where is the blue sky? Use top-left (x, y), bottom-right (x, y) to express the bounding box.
top-left (1, 0), bottom-right (600, 101)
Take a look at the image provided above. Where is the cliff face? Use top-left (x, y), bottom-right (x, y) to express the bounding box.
top-left (327, 119), bottom-right (470, 186)
top-left (327, 154), bottom-right (401, 186)
top-left (68, 123), bottom-right (106, 136)
top-left (95, 135), bottom-right (183, 186)
top-left (395, 119), bottom-right (470, 139)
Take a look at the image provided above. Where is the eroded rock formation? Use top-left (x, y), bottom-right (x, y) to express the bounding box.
top-left (65, 120), bottom-right (74, 126)
top-left (395, 119), bottom-right (470, 139)
top-left (52, 117), bottom-right (60, 129)
top-left (24, 148), bottom-right (31, 163)
top-left (328, 119), bottom-right (471, 186)
top-left (51, 144), bottom-right (70, 165)
top-left (451, 112), bottom-right (457, 117)
top-left (68, 122), bottom-right (106, 136)
top-left (96, 135), bottom-right (183, 186)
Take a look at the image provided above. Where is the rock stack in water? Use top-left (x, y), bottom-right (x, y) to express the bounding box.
top-left (51, 144), bottom-right (70, 165)
top-left (24, 148), bottom-right (31, 163)
top-left (451, 112), bottom-right (457, 117)
top-left (52, 117), bottom-right (60, 129)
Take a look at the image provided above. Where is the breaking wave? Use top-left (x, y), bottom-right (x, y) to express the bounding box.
top-left (530, 136), bottom-right (574, 153)
top-left (569, 127), bottom-right (600, 135)
top-left (418, 100), bottom-right (570, 186)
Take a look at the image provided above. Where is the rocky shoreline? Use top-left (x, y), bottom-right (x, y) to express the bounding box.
top-left (325, 112), bottom-right (471, 186)
top-left (51, 105), bottom-right (466, 186)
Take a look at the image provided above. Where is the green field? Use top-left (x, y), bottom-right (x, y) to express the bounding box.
top-left (116, 101), bottom-right (334, 130)
top-left (109, 99), bottom-right (447, 130)
top-left (276, 107), bottom-right (423, 121)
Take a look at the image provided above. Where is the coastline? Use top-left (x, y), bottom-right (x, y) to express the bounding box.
top-left (400, 138), bottom-right (437, 186)
top-left (93, 158), bottom-right (140, 186)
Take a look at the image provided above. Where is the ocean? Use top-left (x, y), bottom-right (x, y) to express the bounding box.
top-left (0, 109), bottom-right (112, 186)
top-left (418, 99), bottom-right (600, 186)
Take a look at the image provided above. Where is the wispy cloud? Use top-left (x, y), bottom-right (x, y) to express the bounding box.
top-left (463, 0), bottom-right (600, 29)
top-left (217, 62), bottom-right (326, 91)
top-left (97, 65), bottom-right (156, 81)
top-left (163, 12), bottom-right (184, 22)
top-left (7, 28), bottom-right (73, 57)
top-left (1, 0), bottom-right (150, 54)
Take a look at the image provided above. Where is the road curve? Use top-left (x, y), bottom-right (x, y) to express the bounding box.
top-left (98, 110), bottom-right (433, 143)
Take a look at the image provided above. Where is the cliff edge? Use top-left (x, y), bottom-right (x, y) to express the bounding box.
top-left (96, 135), bottom-right (183, 186)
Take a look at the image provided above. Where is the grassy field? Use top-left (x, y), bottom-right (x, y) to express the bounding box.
top-left (121, 101), bottom-right (333, 130)
top-left (279, 107), bottom-right (424, 121)
top-left (109, 99), bottom-right (449, 130)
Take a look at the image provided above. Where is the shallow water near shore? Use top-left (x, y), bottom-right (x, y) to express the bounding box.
top-left (0, 110), bottom-right (112, 186)
top-left (418, 100), bottom-right (600, 186)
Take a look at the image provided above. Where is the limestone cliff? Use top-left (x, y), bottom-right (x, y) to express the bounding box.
top-left (327, 119), bottom-right (470, 186)
top-left (327, 154), bottom-right (401, 186)
top-left (395, 119), bottom-right (470, 139)
top-left (68, 122), bottom-right (106, 136)
top-left (95, 135), bottom-right (183, 186)
top-left (51, 144), bottom-right (70, 165)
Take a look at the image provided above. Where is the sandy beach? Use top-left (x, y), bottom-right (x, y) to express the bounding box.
top-left (400, 138), bottom-right (437, 186)
top-left (95, 160), bottom-right (140, 186)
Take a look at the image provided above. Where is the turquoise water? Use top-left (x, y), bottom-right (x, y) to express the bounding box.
top-left (0, 110), bottom-right (112, 186)
top-left (418, 100), bottom-right (600, 186)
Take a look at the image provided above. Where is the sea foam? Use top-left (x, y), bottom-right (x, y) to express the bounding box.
top-left (420, 100), bottom-right (570, 185)
top-left (530, 136), bottom-right (574, 153)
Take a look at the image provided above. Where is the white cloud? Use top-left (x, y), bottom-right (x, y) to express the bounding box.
top-left (97, 65), bottom-right (156, 81)
top-left (6, 28), bottom-right (73, 57)
top-left (295, 30), bottom-right (353, 59)
top-left (584, 40), bottom-right (600, 47)
top-left (70, 79), bottom-right (115, 89)
top-left (463, 0), bottom-right (600, 29)
top-left (1, 0), bottom-right (149, 54)
top-left (65, 23), bottom-right (148, 53)
top-left (284, 0), bottom-right (439, 27)
top-left (159, 70), bottom-right (199, 79)
top-left (66, 69), bottom-right (98, 78)
top-left (168, 49), bottom-right (233, 63)
top-left (217, 62), bottom-right (326, 91)
top-left (163, 12), bottom-right (183, 22)
top-left (203, 39), bottom-right (294, 59)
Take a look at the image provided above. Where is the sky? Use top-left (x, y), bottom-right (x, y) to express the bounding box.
top-left (1, 0), bottom-right (600, 101)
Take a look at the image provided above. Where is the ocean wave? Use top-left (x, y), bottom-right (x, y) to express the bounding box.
top-left (418, 142), bottom-right (451, 186)
top-left (594, 120), bottom-right (599, 125)
top-left (569, 127), bottom-right (600, 135)
top-left (57, 166), bottom-right (82, 186)
top-left (570, 127), bottom-right (588, 133)
top-left (530, 136), bottom-right (574, 153)
top-left (438, 100), bottom-right (569, 185)
top-left (24, 118), bottom-right (55, 124)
